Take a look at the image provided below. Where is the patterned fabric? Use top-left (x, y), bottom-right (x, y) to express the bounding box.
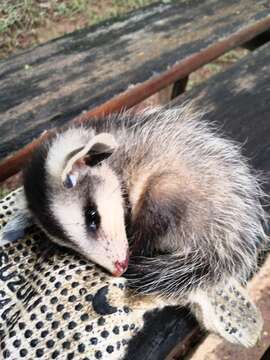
top-left (0, 189), bottom-right (164, 360)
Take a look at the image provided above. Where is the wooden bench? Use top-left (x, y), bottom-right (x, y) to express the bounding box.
top-left (0, 1), bottom-right (270, 359)
top-left (0, 0), bottom-right (270, 179)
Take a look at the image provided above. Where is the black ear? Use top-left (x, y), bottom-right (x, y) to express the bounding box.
top-left (61, 133), bottom-right (117, 188)
top-left (84, 142), bottom-right (115, 167)
top-left (85, 151), bottom-right (113, 167)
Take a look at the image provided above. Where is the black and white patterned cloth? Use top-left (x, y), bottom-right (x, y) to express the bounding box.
top-left (0, 189), bottom-right (166, 360)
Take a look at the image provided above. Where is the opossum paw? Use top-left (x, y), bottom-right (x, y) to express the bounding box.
top-left (189, 281), bottom-right (263, 347)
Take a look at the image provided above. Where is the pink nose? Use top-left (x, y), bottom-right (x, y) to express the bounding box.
top-left (112, 253), bottom-right (129, 277)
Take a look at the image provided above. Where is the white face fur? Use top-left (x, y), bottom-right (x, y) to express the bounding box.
top-left (45, 130), bottom-right (129, 276)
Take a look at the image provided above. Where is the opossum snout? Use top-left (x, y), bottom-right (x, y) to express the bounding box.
top-left (112, 251), bottom-right (129, 277)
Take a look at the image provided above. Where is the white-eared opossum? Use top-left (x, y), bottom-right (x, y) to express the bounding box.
top-left (4, 106), bottom-right (268, 346)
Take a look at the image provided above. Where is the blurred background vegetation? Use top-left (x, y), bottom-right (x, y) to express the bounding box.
top-left (0, 0), bottom-right (156, 58)
top-left (0, 0), bottom-right (247, 82)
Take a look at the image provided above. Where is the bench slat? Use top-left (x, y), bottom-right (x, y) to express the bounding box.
top-left (0, 0), bottom-right (269, 161)
top-left (175, 42), bottom-right (270, 177)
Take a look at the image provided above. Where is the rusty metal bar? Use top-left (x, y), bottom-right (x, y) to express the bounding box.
top-left (0, 16), bottom-right (270, 183)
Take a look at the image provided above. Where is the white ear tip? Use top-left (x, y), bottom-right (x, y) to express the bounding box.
top-left (96, 133), bottom-right (118, 148)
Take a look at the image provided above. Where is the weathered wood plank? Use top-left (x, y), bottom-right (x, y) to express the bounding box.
top-left (2, 17), bottom-right (270, 183)
top-left (174, 41), bottom-right (270, 192)
top-left (0, 0), bottom-right (269, 160)
top-left (124, 42), bottom-right (270, 360)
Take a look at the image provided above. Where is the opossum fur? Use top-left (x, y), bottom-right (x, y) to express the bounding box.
top-left (119, 107), bottom-right (266, 291)
top-left (21, 106), bottom-right (267, 345)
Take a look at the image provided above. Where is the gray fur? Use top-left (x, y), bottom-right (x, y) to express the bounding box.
top-left (20, 105), bottom-right (268, 346)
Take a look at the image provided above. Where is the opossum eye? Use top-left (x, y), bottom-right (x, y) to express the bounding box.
top-left (85, 208), bottom-right (100, 233)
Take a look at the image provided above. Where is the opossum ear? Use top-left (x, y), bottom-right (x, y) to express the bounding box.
top-left (62, 133), bottom-right (117, 188)
top-left (84, 133), bottom-right (117, 167)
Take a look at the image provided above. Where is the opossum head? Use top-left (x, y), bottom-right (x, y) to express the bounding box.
top-left (23, 129), bottom-right (129, 276)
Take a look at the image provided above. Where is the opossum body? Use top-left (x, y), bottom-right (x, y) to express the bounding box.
top-left (18, 107), bottom-right (268, 345)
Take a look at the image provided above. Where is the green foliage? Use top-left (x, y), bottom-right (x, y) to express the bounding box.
top-left (0, 0), bottom-right (156, 57)
top-left (55, 0), bottom-right (89, 16)
top-left (0, 1), bottom-right (41, 33)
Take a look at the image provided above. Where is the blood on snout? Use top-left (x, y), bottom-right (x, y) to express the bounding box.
top-left (112, 251), bottom-right (129, 277)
